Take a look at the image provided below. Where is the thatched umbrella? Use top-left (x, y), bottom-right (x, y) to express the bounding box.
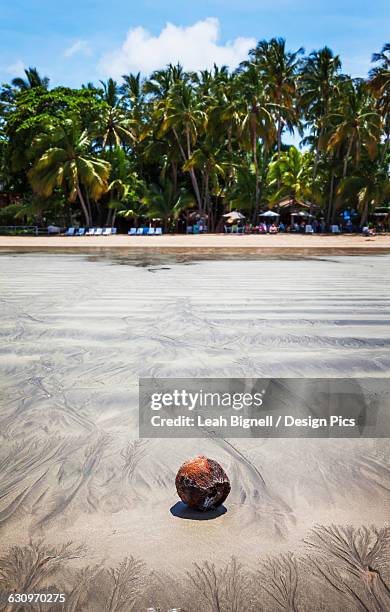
top-left (223, 211), bottom-right (246, 223)
top-left (276, 198), bottom-right (312, 210)
top-left (188, 211), bottom-right (208, 220)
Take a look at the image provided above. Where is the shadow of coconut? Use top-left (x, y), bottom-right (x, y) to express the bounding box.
top-left (170, 501), bottom-right (227, 520)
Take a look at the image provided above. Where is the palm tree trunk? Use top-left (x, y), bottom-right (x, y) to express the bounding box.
top-left (276, 115), bottom-right (283, 191)
top-left (360, 199), bottom-right (370, 226)
top-left (185, 125), bottom-right (202, 210)
top-left (343, 139), bottom-right (353, 178)
top-left (172, 160), bottom-right (178, 194)
top-left (277, 116), bottom-right (283, 158)
top-left (172, 127), bottom-right (202, 210)
top-left (326, 172), bottom-right (335, 228)
top-left (85, 189), bottom-right (92, 225)
top-left (227, 126), bottom-right (234, 188)
top-left (106, 203), bottom-right (116, 227)
top-left (204, 169), bottom-right (213, 231)
top-left (76, 185), bottom-right (91, 226)
top-left (313, 126), bottom-right (324, 181)
top-left (252, 127), bottom-right (260, 223)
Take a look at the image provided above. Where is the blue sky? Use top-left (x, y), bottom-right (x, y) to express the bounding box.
top-left (1, 1), bottom-right (389, 87)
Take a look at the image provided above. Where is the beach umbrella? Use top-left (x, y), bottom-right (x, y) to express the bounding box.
top-left (292, 211), bottom-right (313, 218)
top-left (189, 211), bottom-right (208, 219)
top-left (223, 211), bottom-right (245, 221)
top-left (259, 210), bottom-right (280, 218)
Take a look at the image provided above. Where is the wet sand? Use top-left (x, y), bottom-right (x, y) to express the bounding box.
top-left (0, 253), bottom-right (389, 610)
top-left (1, 232), bottom-right (390, 255)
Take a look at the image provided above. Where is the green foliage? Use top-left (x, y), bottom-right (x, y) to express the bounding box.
top-left (267, 146), bottom-right (314, 204)
top-left (11, 67), bottom-right (50, 91)
top-left (0, 41), bottom-right (389, 229)
top-left (336, 156), bottom-right (390, 223)
top-left (141, 179), bottom-right (195, 229)
top-left (28, 118), bottom-right (110, 225)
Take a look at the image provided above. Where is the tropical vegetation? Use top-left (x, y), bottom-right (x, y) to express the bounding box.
top-left (0, 40), bottom-right (389, 231)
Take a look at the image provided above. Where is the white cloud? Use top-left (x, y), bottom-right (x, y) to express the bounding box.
top-left (64, 40), bottom-right (91, 59)
top-left (98, 18), bottom-right (255, 77)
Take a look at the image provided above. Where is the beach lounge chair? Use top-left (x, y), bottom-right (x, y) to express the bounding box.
top-left (305, 224), bottom-right (314, 234)
top-left (64, 227), bottom-right (75, 236)
top-left (155, 228), bottom-right (162, 235)
top-left (102, 228), bottom-right (112, 236)
top-left (142, 227), bottom-right (149, 235)
top-left (148, 227), bottom-right (155, 236)
top-left (128, 228), bottom-right (137, 235)
top-left (111, 228), bottom-right (117, 235)
top-left (95, 228), bottom-right (103, 236)
top-left (186, 225), bottom-right (193, 234)
top-left (331, 224), bottom-right (340, 234)
top-left (77, 228), bottom-right (85, 236)
top-left (136, 227), bottom-right (143, 235)
top-left (86, 227), bottom-right (96, 236)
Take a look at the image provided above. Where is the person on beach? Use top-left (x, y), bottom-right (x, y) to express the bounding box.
top-left (362, 225), bottom-right (376, 237)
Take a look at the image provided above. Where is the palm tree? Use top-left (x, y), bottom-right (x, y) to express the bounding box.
top-left (228, 154), bottom-right (260, 215)
top-left (144, 63), bottom-right (187, 100)
top-left (120, 73), bottom-right (145, 125)
top-left (142, 178), bottom-right (195, 231)
top-left (81, 82), bottom-right (96, 90)
top-left (104, 146), bottom-right (131, 226)
top-left (370, 43), bottom-right (390, 92)
top-left (12, 67), bottom-right (49, 91)
top-left (237, 65), bottom-right (275, 219)
top-left (28, 118), bottom-right (110, 225)
top-left (369, 43), bottom-right (390, 155)
top-left (245, 38), bottom-right (303, 157)
top-left (2, 42), bottom-right (389, 233)
top-left (325, 79), bottom-right (381, 178)
top-left (103, 146), bottom-right (147, 227)
top-left (267, 146), bottom-right (314, 205)
top-left (299, 47), bottom-right (341, 179)
top-left (154, 75), bottom-right (206, 210)
top-left (336, 158), bottom-right (390, 225)
top-left (183, 140), bottom-right (228, 230)
top-left (94, 79), bottom-right (134, 152)
top-left (207, 71), bottom-right (242, 186)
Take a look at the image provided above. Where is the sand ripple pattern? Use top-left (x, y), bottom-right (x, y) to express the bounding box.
top-left (0, 254), bottom-right (389, 572)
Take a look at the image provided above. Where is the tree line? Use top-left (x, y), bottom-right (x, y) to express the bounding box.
top-left (0, 39), bottom-right (389, 231)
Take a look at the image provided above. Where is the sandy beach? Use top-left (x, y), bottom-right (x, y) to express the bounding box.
top-left (0, 252), bottom-right (389, 610)
top-left (1, 232), bottom-right (390, 255)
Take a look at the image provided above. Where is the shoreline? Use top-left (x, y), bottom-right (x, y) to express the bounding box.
top-left (1, 233), bottom-right (390, 255)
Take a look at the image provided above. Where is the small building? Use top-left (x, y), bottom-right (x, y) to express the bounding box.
top-left (274, 198), bottom-right (318, 227)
